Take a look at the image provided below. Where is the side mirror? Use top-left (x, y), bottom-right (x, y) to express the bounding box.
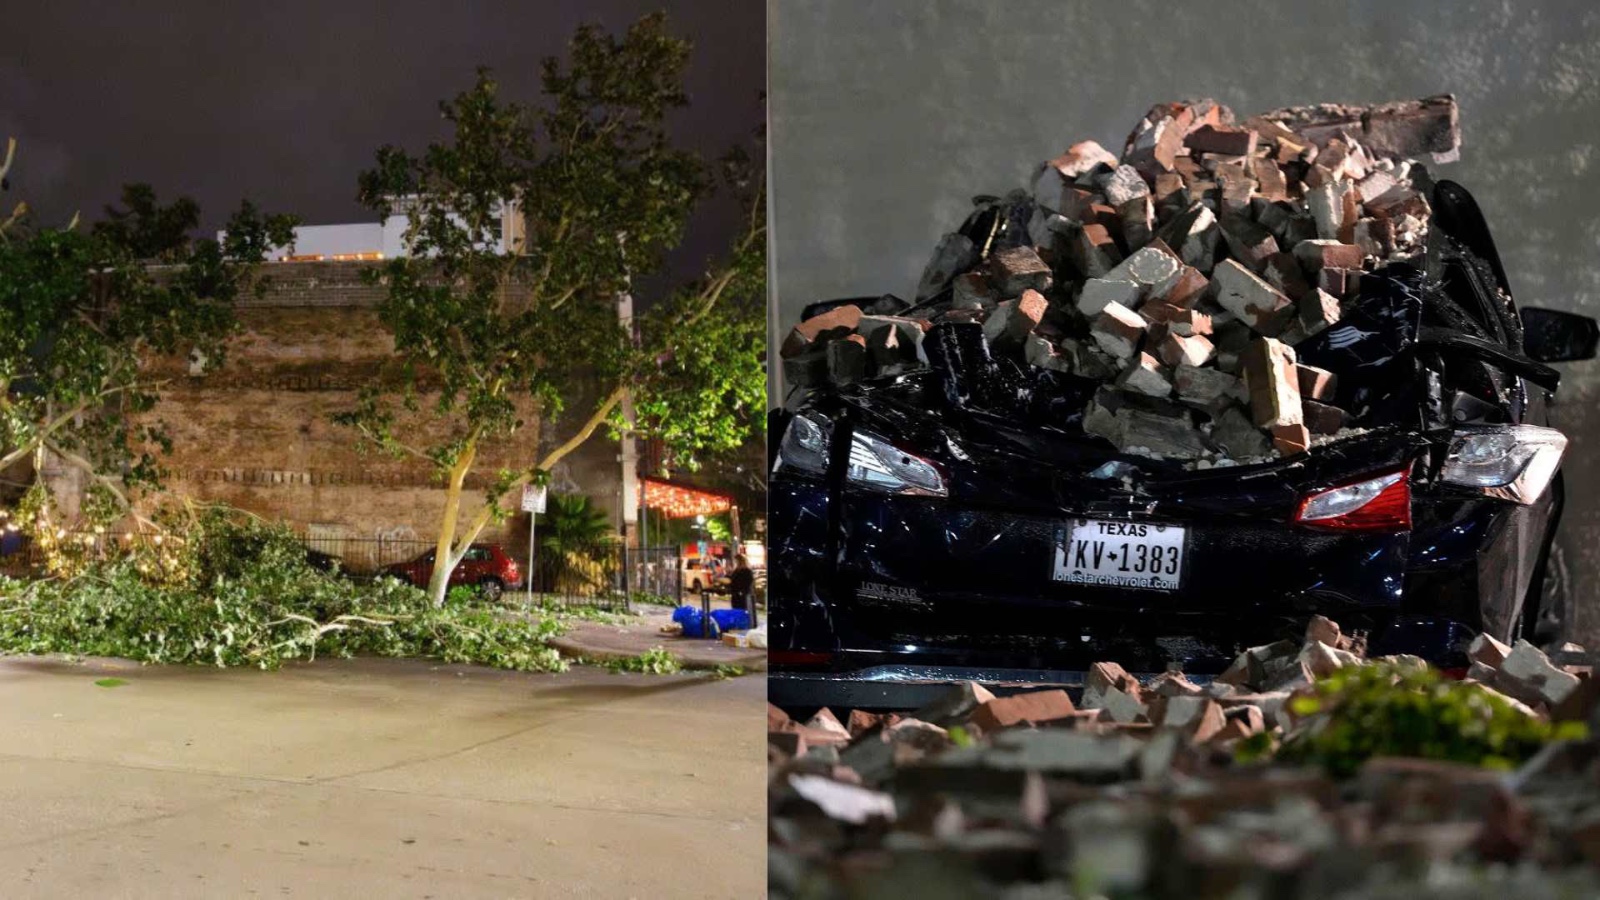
top-left (1521, 307), bottom-right (1598, 362)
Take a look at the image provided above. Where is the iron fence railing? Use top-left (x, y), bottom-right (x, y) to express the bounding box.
top-left (0, 531), bottom-right (743, 616)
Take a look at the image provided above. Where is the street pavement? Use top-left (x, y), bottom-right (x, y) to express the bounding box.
top-left (0, 655), bottom-right (766, 898)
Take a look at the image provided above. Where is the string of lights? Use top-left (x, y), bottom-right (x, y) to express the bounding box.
top-left (640, 478), bottom-right (732, 520)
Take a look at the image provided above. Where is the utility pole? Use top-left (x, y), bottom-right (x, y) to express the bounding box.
top-left (617, 232), bottom-right (638, 611)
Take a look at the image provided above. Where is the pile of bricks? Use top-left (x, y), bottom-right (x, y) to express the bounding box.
top-left (768, 621), bottom-right (1600, 898)
top-left (779, 96), bottom-right (1460, 463)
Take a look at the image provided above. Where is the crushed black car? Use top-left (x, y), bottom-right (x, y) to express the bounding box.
top-left (767, 98), bottom-right (1599, 710)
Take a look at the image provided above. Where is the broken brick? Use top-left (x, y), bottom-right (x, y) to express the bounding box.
top-left (1210, 406), bottom-right (1270, 458)
top-left (911, 681), bottom-right (996, 727)
top-left (1047, 140), bottom-right (1120, 179)
top-left (1155, 203), bottom-right (1220, 272)
top-left (1468, 633), bottom-right (1512, 670)
top-left (1069, 223), bottom-right (1124, 278)
top-left (1261, 251), bottom-right (1312, 301)
top-left (1271, 423), bottom-right (1310, 456)
top-left (1184, 124), bottom-right (1258, 157)
top-left (1303, 399), bottom-right (1345, 435)
top-left (1152, 172), bottom-right (1187, 216)
top-left (1104, 243), bottom-right (1182, 297)
top-left (1318, 266), bottom-right (1359, 299)
top-left (806, 708), bottom-right (853, 743)
top-left (1296, 363), bottom-right (1338, 400)
top-left (1356, 170), bottom-right (1398, 204)
top-left (1219, 215), bottom-right (1280, 271)
top-left (988, 246), bottom-right (1053, 297)
top-left (781, 304), bottom-right (863, 358)
top-left (1157, 332), bottom-right (1215, 368)
top-left (1353, 217), bottom-right (1390, 259)
top-left (1174, 364), bottom-right (1242, 414)
top-left (1116, 351), bottom-right (1173, 398)
top-left (1259, 94), bottom-right (1460, 164)
top-left (952, 271), bottom-right (999, 309)
top-left (1024, 333), bottom-right (1072, 372)
top-left (1125, 115), bottom-right (1189, 179)
top-left (1219, 179), bottom-right (1256, 217)
top-left (1251, 157), bottom-right (1289, 201)
top-left (1307, 182), bottom-right (1356, 240)
top-left (1138, 300), bottom-right (1182, 325)
top-left (1213, 259), bottom-right (1293, 336)
top-left (970, 689), bottom-right (1078, 732)
top-left (1293, 288), bottom-right (1341, 342)
top-left (1091, 301), bottom-right (1149, 360)
top-left (826, 334), bottom-right (868, 384)
top-left (1098, 165), bottom-right (1151, 207)
top-left (1494, 640), bottom-right (1582, 708)
top-left (1153, 265), bottom-right (1209, 309)
top-left (1292, 239), bottom-right (1363, 272)
top-left (1077, 278), bottom-right (1142, 317)
top-left (862, 316), bottom-right (926, 371)
top-left (1366, 183), bottom-right (1431, 222)
top-left (1305, 614), bottom-right (1342, 649)
top-left (1166, 308), bottom-right (1212, 337)
top-left (1118, 195), bottom-right (1156, 250)
top-left (982, 289), bottom-right (1049, 349)
top-left (1241, 336), bottom-right (1303, 428)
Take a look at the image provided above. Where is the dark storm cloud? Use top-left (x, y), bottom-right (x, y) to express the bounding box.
top-left (2, 0), bottom-right (764, 295)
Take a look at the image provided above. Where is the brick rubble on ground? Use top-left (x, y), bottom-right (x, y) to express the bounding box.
top-left (779, 95), bottom-right (1459, 465)
top-left (768, 617), bottom-right (1600, 898)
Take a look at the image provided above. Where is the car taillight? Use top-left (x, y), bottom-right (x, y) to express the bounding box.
top-left (769, 650), bottom-right (835, 668)
top-left (1293, 467), bottom-right (1412, 532)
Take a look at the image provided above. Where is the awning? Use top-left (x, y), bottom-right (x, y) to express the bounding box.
top-left (641, 478), bottom-right (733, 519)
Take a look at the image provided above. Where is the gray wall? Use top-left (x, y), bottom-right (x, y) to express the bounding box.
top-left (769, 0), bottom-right (1600, 641)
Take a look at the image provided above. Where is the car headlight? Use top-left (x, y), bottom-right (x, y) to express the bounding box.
top-left (774, 413), bottom-right (830, 476)
top-left (1440, 425), bottom-right (1566, 504)
top-left (846, 430), bottom-right (946, 497)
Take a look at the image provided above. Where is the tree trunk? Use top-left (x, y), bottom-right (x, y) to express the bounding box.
top-left (426, 440), bottom-right (477, 607)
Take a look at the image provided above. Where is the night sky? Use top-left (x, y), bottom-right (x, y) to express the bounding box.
top-left (2, 1), bottom-right (765, 297)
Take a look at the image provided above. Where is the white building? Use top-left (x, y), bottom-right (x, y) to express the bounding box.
top-left (223, 199), bottom-right (525, 262)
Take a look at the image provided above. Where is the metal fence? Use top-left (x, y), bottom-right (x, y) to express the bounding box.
top-left (0, 531), bottom-right (696, 614)
top-left (0, 531), bottom-right (178, 579)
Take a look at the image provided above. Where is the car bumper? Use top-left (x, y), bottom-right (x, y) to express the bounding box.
top-left (767, 664), bottom-right (1213, 716)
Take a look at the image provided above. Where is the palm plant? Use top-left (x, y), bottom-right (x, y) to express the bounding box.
top-left (535, 494), bottom-right (617, 595)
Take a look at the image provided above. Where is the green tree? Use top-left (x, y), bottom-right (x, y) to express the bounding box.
top-left (0, 138), bottom-right (297, 531)
top-left (339, 14), bottom-right (766, 606)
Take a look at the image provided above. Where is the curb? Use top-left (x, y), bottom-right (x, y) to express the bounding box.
top-left (549, 637), bottom-right (768, 673)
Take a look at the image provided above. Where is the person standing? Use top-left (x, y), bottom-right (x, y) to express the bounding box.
top-left (728, 554), bottom-right (755, 617)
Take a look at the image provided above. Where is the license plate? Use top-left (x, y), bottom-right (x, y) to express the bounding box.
top-left (1053, 519), bottom-right (1186, 591)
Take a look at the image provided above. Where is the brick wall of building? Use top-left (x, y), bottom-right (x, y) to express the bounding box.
top-left (94, 261), bottom-right (625, 553)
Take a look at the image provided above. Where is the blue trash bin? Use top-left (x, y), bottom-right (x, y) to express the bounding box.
top-left (672, 605), bottom-right (720, 639)
top-left (710, 608), bottom-right (751, 633)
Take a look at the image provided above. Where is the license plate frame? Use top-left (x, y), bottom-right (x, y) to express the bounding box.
top-left (1052, 518), bottom-right (1187, 592)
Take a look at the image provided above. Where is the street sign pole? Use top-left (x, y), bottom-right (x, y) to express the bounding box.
top-left (521, 484), bottom-right (546, 605)
top-left (534, 512), bottom-right (547, 602)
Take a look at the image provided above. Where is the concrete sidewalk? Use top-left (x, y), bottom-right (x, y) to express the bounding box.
top-left (0, 654), bottom-right (765, 898)
top-left (551, 604), bottom-right (768, 672)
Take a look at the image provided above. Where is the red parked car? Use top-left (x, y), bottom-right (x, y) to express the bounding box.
top-left (382, 543), bottom-right (522, 600)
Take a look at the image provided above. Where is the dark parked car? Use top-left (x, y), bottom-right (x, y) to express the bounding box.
top-left (382, 543), bottom-right (523, 600)
top-left (768, 179), bottom-right (1598, 710)
top-left (304, 548), bottom-right (342, 574)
